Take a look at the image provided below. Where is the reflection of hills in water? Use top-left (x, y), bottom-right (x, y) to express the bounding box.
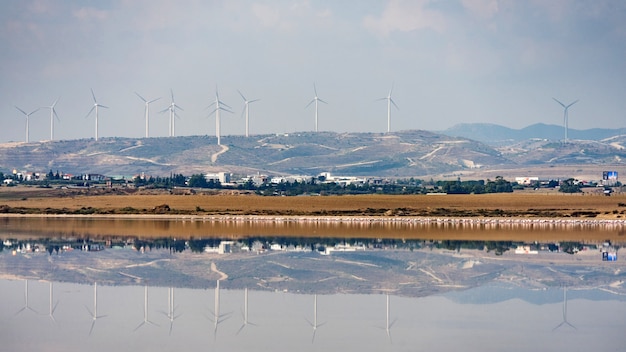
top-left (443, 282), bottom-right (626, 305)
top-left (2, 234), bottom-right (625, 297)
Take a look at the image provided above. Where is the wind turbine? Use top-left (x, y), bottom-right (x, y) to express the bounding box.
top-left (305, 294), bottom-right (325, 343)
top-left (47, 281), bottom-right (59, 323)
top-left (134, 285), bottom-right (159, 332)
top-left (41, 98), bottom-right (60, 141)
top-left (85, 282), bottom-right (106, 336)
top-left (85, 89), bottom-right (108, 141)
top-left (208, 88), bottom-right (233, 145)
top-left (14, 280), bottom-right (38, 316)
top-left (552, 286), bottom-right (576, 331)
top-left (164, 286), bottom-right (181, 335)
top-left (236, 287), bottom-right (257, 335)
top-left (160, 89), bottom-right (183, 137)
top-left (553, 98), bottom-right (578, 142)
top-left (306, 84), bottom-right (327, 132)
top-left (383, 294), bottom-right (396, 343)
top-left (135, 92), bottom-right (161, 138)
top-left (15, 106), bottom-right (40, 143)
top-left (209, 280), bottom-right (231, 340)
top-left (378, 84), bottom-right (399, 133)
top-left (237, 90), bottom-right (259, 138)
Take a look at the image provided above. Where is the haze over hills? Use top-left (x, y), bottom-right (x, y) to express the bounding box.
top-left (441, 123), bottom-right (626, 146)
top-left (1, 127), bottom-right (625, 179)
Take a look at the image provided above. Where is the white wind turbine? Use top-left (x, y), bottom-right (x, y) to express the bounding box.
top-left (85, 282), bottom-right (106, 336)
top-left (208, 88), bottom-right (233, 145)
top-left (15, 106), bottom-right (40, 143)
top-left (41, 97), bottom-right (60, 141)
top-left (378, 84), bottom-right (399, 133)
top-left (134, 285), bottom-right (159, 332)
top-left (47, 281), bottom-right (59, 323)
top-left (553, 98), bottom-right (578, 142)
top-left (237, 90), bottom-right (259, 138)
top-left (15, 280), bottom-right (38, 316)
top-left (85, 89), bottom-right (108, 141)
top-left (236, 287), bottom-right (257, 335)
top-left (383, 294), bottom-right (396, 343)
top-left (209, 280), bottom-right (231, 340)
top-left (135, 92), bottom-right (161, 138)
top-left (552, 286), bottom-right (576, 331)
top-left (160, 89), bottom-right (183, 137)
top-left (306, 84), bottom-right (327, 132)
top-left (164, 286), bottom-right (181, 335)
top-left (305, 294), bottom-right (325, 343)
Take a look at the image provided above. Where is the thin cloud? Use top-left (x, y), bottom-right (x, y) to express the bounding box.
top-left (363, 0), bottom-right (446, 35)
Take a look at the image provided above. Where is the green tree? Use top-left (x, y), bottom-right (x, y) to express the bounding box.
top-left (559, 179), bottom-right (582, 193)
top-left (188, 174), bottom-right (208, 188)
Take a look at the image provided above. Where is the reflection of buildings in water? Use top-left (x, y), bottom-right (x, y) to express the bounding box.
top-left (134, 285), bottom-right (158, 332)
top-left (86, 282), bottom-right (106, 336)
top-left (553, 286), bottom-right (576, 332)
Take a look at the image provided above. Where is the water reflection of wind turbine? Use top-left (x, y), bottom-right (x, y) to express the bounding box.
top-left (85, 282), bottom-right (106, 335)
top-left (209, 280), bottom-right (231, 340)
top-left (15, 280), bottom-right (38, 316)
top-left (305, 294), bottom-right (325, 343)
top-left (553, 286), bottom-right (576, 331)
top-left (384, 294), bottom-right (396, 343)
top-left (134, 285), bottom-right (159, 332)
top-left (236, 287), bottom-right (257, 335)
top-left (47, 281), bottom-right (59, 323)
top-left (164, 287), bottom-right (180, 335)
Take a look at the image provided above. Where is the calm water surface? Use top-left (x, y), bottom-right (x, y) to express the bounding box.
top-left (1, 216), bottom-right (625, 351)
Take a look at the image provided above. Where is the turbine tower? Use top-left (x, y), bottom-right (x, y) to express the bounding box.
top-left (86, 282), bottom-right (106, 335)
top-left (378, 84), bottom-right (399, 133)
top-left (306, 84), bottom-right (327, 132)
top-left (553, 98), bottom-right (578, 142)
top-left (237, 90), bottom-right (259, 138)
top-left (134, 285), bottom-right (158, 332)
top-left (15, 280), bottom-right (38, 316)
top-left (209, 280), bottom-right (231, 340)
top-left (384, 294), bottom-right (396, 343)
top-left (236, 287), bottom-right (257, 335)
top-left (160, 89), bottom-right (183, 137)
top-left (15, 106), bottom-right (40, 143)
top-left (85, 89), bottom-right (108, 141)
top-left (48, 281), bottom-right (59, 323)
top-left (135, 92), bottom-right (160, 138)
top-left (305, 294), bottom-right (325, 343)
top-left (42, 98), bottom-right (60, 141)
top-left (165, 287), bottom-right (180, 335)
top-left (553, 286), bottom-right (576, 331)
top-left (208, 88), bottom-right (233, 145)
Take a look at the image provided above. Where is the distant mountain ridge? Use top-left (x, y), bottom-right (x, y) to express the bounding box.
top-left (441, 123), bottom-right (626, 145)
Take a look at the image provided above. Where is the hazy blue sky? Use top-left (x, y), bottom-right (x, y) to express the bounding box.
top-left (1, 0), bottom-right (625, 143)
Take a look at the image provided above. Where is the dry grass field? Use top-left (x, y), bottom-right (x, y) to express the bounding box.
top-left (1, 186), bottom-right (625, 219)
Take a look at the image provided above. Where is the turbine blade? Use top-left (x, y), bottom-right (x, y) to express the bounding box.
top-left (318, 98), bottom-right (328, 104)
top-left (89, 320), bottom-right (96, 335)
top-left (236, 324), bottom-right (246, 335)
top-left (53, 109), bottom-right (60, 121)
top-left (566, 100), bottom-right (579, 108)
top-left (15, 106), bottom-right (28, 116)
top-left (133, 321), bottom-right (145, 332)
top-left (99, 104), bottom-right (109, 109)
top-left (249, 99), bottom-right (260, 103)
top-left (135, 92), bottom-right (147, 102)
top-left (91, 89), bottom-right (97, 103)
top-left (390, 98), bottom-right (399, 110)
top-left (52, 97), bottom-right (60, 107)
top-left (85, 106), bottom-right (96, 119)
top-left (237, 90), bottom-right (246, 101)
top-left (552, 97), bottom-right (566, 108)
top-left (305, 99), bottom-right (315, 108)
top-left (313, 83), bottom-right (318, 96)
top-left (147, 97), bottom-right (161, 104)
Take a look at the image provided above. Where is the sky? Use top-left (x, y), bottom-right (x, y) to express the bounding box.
top-left (1, 0), bottom-right (625, 143)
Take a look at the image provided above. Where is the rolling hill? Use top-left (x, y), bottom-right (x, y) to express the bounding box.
top-left (1, 128), bottom-right (625, 179)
